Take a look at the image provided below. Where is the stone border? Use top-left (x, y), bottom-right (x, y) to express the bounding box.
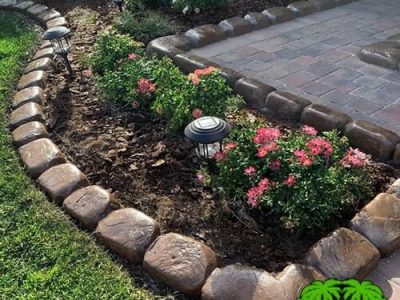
top-left (2, 1), bottom-right (400, 299)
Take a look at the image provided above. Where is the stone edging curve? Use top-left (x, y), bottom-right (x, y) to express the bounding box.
top-left (2, 0), bottom-right (400, 299)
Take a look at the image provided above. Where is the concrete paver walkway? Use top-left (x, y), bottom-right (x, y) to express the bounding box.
top-left (368, 250), bottom-right (400, 300)
top-left (191, 0), bottom-right (400, 133)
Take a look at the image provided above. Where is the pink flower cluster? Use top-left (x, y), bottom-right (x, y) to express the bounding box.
top-left (244, 166), bottom-right (256, 176)
top-left (253, 128), bottom-right (281, 158)
top-left (247, 178), bottom-right (270, 207)
top-left (283, 175), bottom-right (296, 187)
top-left (192, 108), bottom-right (203, 119)
top-left (137, 78), bottom-right (156, 95)
top-left (269, 160), bottom-right (281, 172)
top-left (187, 67), bottom-right (217, 85)
top-left (306, 137), bottom-right (333, 158)
top-left (128, 53), bottom-right (137, 60)
top-left (302, 125), bottom-right (318, 136)
top-left (341, 148), bottom-right (367, 167)
top-left (213, 142), bottom-right (237, 162)
top-left (294, 149), bottom-right (313, 167)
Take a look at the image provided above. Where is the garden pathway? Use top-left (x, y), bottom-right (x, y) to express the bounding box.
top-left (191, 0), bottom-right (400, 133)
top-left (368, 250), bottom-right (400, 300)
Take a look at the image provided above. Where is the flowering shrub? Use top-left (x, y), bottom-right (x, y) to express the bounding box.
top-left (92, 32), bottom-right (242, 131)
top-left (205, 125), bottom-right (373, 232)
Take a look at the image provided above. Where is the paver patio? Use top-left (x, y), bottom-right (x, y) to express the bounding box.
top-left (191, 0), bottom-right (400, 133)
top-left (368, 250), bottom-right (400, 300)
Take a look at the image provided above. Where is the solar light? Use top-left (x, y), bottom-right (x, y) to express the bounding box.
top-left (184, 116), bottom-right (231, 160)
top-left (110, 0), bottom-right (124, 11)
top-left (43, 26), bottom-right (72, 75)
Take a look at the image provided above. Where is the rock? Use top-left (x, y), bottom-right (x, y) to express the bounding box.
top-left (143, 233), bottom-right (218, 296)
top-left (306, 227), bottom-right (380, 280)
top-left (351, 193), bottom-right (400, 257)
top-left (185, 24), bottom-right (227, 48)
top-left (387, 34), bottom-right (400, 42)
top-left (262, 7), bottom-right (296, 24)
top-left (265, 91), bottom-right (311, 121)
top-left (218, 67), bottom-right (242, 88)
top-left (37, 8), bottom-right (61, 23)
top-left (287, 1), bottom-right (318, 16)
top-left (173, 53), bottom-right (218, 74)
top-left (32, 47), bottom-right (55, 60)
top-left (17, 70), bottom-right (47, 90)
top-left (63, 186), bottom-right (113, 231)
top-left (10, 102), bottom-right (44, 129)
top-left (201, 264), bottom-right (286, 300)
top-left (277, 264), bottom-right (326, 300)
top-left (46, 17), bottom-right (67, 28)
top-left (18, 138), bottom-right (65, 178)
top-left (12, 121), bottom-right (48, 148)
top-left (335, 0), bottom-right (354, 4)
top-left (394, 144), bottom-right (400, 164)
top-left (309, 0), bottom-right (337, 11)
top-left (24, 58), bottom-right (52, 74)
top-left (387, 179), bottom-right (400, 198)
top-left (26, 3), bottom-right (48, 15)
top-left (301, 104), bottom-right (352, 132)
top-left (38, 163), bottom-right (89, 205)
top-left (218, 17), bottom-right (252, 37)
top-left (344, 120), bottom-right (400, 160)
top-left (0, 0), bottom-right (16, 7)
top-left (234, 78), bottom-right (276, 109)
top-left (13, 1), bottom-right (34, 11)
top-left (13, 86), bottom-right (44, 109)
top-left (244, 12), bottom-right (271, 30)
top-left (147, 35), bottom-right (191, 58)
top-left (96, 208), bottom-right (160, 262)
top-left (359, 41), bottom-right (400, 70)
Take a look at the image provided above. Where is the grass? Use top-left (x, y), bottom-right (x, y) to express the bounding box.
top-left (0, 11), bottom-right (154, 300)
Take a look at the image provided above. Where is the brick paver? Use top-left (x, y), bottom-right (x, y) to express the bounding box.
top-left (368, 250), bottom-right (400, 300)
top-left (191, 0), bottom-right (400, 133)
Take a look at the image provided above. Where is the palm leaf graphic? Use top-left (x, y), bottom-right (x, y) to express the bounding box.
top-left (299, 279), bottom-right (342, 300)
top-left (342, 279), bottom-right (387, 300)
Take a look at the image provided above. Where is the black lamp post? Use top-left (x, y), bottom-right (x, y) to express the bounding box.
top-left (111, 0), bottom-right (124, 11)
top-left (184, 116), bottom-right (231, 159)
top-left (43, 26), bottom-right (72, 75)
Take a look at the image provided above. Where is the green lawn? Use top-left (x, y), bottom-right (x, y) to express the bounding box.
top-left (0, 11), bottom-right (154, 300)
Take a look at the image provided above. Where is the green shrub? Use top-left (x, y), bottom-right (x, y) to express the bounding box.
top-left (203, 125), bottom-right (373, 232)
top-left (172, 0), bottom-right (227, 13)
top-left (114, 10), bottom-right (178, 44)
top-left (89, 31), bottom-right (144, 75)
top-left (91, 32), bottom-right (242, 131)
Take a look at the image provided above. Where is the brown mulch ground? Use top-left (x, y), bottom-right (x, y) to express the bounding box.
top-left (38, 1), bottom-right (399, 299)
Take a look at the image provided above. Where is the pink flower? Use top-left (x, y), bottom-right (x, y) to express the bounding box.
top-left (244, 166), bottom-right (256, 176)
top-left (302, 125), bottom-right (318, 136)
top-left (341, 148), bottom-right (367, 168)
top-left (283, 175), bottom-right (296, 187)
top-left (137, 78), bottom-right (156, 95)
top-left (213, 151), bottom-right (226, 162)
top-left (253, 128), bottom-right (281, 145)
top-left (269, 160), bottom-right (281, 171)
top-left (257, 142), bottom-right (277, 158)
top-left (196, 171), bottom-right (207, 184)
top-left (294, 149), bottom-right (313, 167)
top-left (194, 66), bottom-right (217, 76)
top-left (188, 73), bottom-right (201, 85)
top-left (192, 108), bottom-right (203, 119)
top-left (128, 53), bottom-right (137, 60)
top-left (307, 138), bottom-right (333, 158)
top-left (224, 142), bottom-right (237, 154)
top-left (246, 178), bottom-right (270, 208)
top-left (82, 69), bottom-right (92, 78)
top-left (131, 100), bottom-right (139, 109)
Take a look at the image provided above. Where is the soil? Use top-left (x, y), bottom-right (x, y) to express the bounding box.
top-left (37, 1), bottom-right (399, 299)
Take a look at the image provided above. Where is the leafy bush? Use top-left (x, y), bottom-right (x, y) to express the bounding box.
top-left (172, 0), bottom-right (227, 13)
top-left (114, 10), bottom-right (178, 44)
top-left (89, 32), bottom-right (144, 75)
top-left (92, 32), bottom-right (242, 131)
top-left (203, 124), bottom-right (373, 232)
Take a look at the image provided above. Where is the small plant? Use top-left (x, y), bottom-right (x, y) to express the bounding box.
top-left (205, 124), bottom-right (373, 232)
top-left (172, 0), bottom-right (227, 13)
top-left (114, 10), bottom-right (178, 44)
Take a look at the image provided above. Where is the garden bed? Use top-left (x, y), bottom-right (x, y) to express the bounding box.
top-left (41, 7), bottom-right (400, 273)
